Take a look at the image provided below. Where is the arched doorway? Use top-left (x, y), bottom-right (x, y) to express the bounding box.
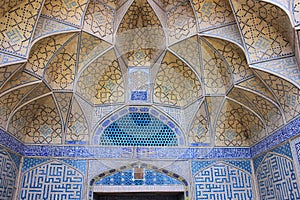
top-left (89, 163), bottom-right (189, 200)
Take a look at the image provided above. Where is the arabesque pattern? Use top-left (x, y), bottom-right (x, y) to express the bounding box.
top-left (192, 0), bottom-right (235, 30)
top-left (25, 33), bottom-right (74, 77)
top-left (41, 0), bottom-right (88, 27)
top-left (215, 99), bottom-right (265, 146)
top-left (256, 70), bottom-right (300, 122)
top-left (66, 97), bottom-right (89, 144)
top-left (201, 40), bottom-right (232, 95)
top-left (116, 0), bottom-right (165, 67)
top-left (0, 0), bottom-right (43, 57)
top-left (154, 52), bottom-right (202, 107)
top-left (83, 1), bottom-right (114, 42)
top-left (8, 95), bottom-right (62, 144)
top-left (231, 0), bottom-right (293, 63)
top-left (167, 2), bottom-right (197, 43)
top-left (77, 50), bottom-right (124, 105)
top-left (189, 99), bottom-right (211, 145)
top-left (44, 35), bottom-right (78, 90)
top-left (78, 32), bottom-right (111, 72)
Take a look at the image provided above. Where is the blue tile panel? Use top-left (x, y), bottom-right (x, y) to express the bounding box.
top-left (0, 147), bottom-right (18, 199)
top-left (130, 91), bottom-right (148, 101)
top-left (22, 158), bottom-right (86, 174)
top-left (253, 142), bottom-right (294, 172)
top-left (95, 169), bottom-right (182, 186)
top-left (22, 158), bottom-right (49, 172)
top-left (60, 159), bottom-right (86, 174)
top-left (20, 160), bottom-right (84, 200)
top-left (225, 160), bottom-right (252, 174)
top-left (255, 153), bottom-right (300, 200)
top-left (0, 128), bottom-right (25, 155)
top-left (94, 106), bottom-right (185, 146)
top-left (99, 112), bottom-right (178, 146)
top-left (292, 136), bottom-right (300, 180)
top-left (253, 153), bottom-right (267, 172)
top-left (194, 163), bottom-right (253, 200)
top-left (294, 138), bottom-right (300, 163)
top-left (8, 151), bottom-right (22, 169)
top-left (192, 160), bottom-right (252, 175)
top-left (192, 161), bottom-right (216, 175)
top-left (251, 116), bottom-right (300, 157)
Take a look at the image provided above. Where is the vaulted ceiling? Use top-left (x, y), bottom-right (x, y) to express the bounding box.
top-left (0, 0), bottom-right (299, 147)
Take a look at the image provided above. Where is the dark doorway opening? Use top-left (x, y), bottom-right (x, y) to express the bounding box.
top-left (93, 192), bottom-right (184, 200)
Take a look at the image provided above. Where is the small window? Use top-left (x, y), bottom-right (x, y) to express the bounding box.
top-left (133, 167), bottom-right (144, 180)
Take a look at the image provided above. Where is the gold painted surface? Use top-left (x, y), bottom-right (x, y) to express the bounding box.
top-left (154, 0), bottom-right (187, 11)
top-left (231, 0), bottom-right (293, 62)
top-left (201, 40), bottom-right (232, 95)
top-left (0, 64), bottom-right (21, 87)
top-left (170, 36), bottom-right (201, 75)
top-left (154, 51), bottom-right (202, 107)
top-left (0, 84), bottom-right (36, 129)
top-left (99, 0), bottom-right (127, 9)
top-left (66, 97), bottom-right (89, 144)
top-left (256, 70), bottom-right (300, 122)
top-left (238, 76), bottom-right (276, 101)
top-left (54, 92), bottom-right (73, 126)
top-left (215, 99), bottom-right (265, 147)
top-left (0, 0), bottom-right (43, 57)
top-left (18, 83), bottom-right (51, 107)
top-left (83, 1), bottom-right (114, 42)
top-left (0, 0), bottom-right (24, 17)
top-left (0, 70), bottom-right (38, 93)
top-left (205, 37), bottom-right (253, 83)
top-left (189, 99), bottom-right (211, 144)
top-left (116, 0), bottom-right (165, 67)
top-left (241, 89), bottom-right (283, 133)
top-left (206, 96), bottom-right (224, 126)
top-left (118, 0), bottom-right (162, 33)
top-left (44, 35), bottom-right (78, 90)
top-left (78, 32), bottom-right (111, 72)
top-left (26, 33), bottom-right (74, 77)
top-left (77, 49), bottom-right (124, 105)
top-left (192, 0), bottom-right (235, 30)
top-left (167, 2), bottom-right (197, 43)
top-left (99, 0), bottom-right (117, 9)
top-left (0, 0), bottom-right (298, 147)
top-left (9, 95), bottom-right (62, 144)
top-left (42, 0), bottom-right (88, 27)
top-left (228, 87), bottom-right (260, 115)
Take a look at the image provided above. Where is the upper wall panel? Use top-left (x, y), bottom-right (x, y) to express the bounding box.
top-left (116, 0), bottom-right (165, 67)
top-left (76, 49), bottom-right (125, 105)
top-left (0, 0), bottom-right (44, 58)
top-left (231, 0), bottom-right (294, 63)
top-left (83, 0), bottom-right (114, 43)
top-left (167, 1), bottom-right (197, 44)
top-left (153, 51), bottom-right (202, 107)
top-left (192, 0), bottom-right (236, 31)
top-left (41, 0), bottom-right (88, 27)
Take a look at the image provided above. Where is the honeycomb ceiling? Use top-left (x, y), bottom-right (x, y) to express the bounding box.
top-left (0, 0), bottom-right (300, 147)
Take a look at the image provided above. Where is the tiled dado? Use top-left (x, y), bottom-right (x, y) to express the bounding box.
top-left (0, 116), bottom-right (299, 159)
